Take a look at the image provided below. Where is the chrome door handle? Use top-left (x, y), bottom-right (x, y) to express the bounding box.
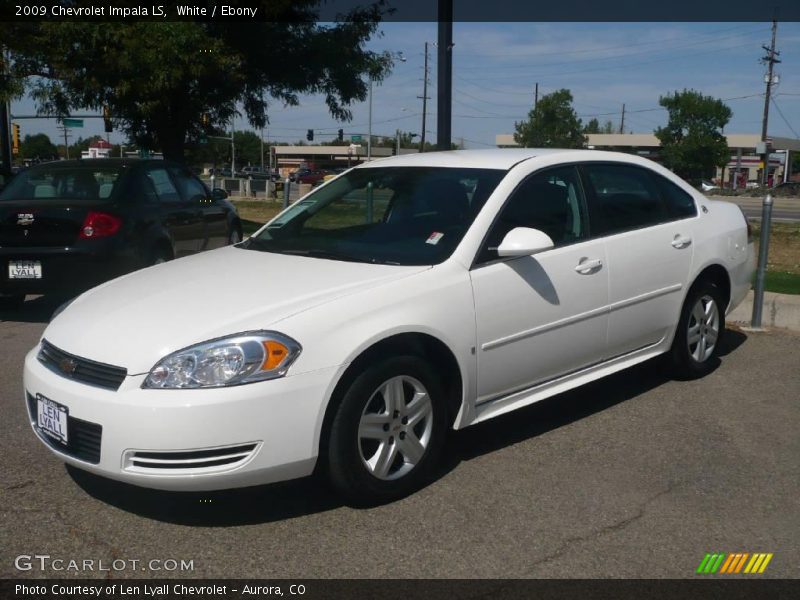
top-left (575, 257), bottom-right (603, 274)
top-left (672, 235), bottom-right (692, 249)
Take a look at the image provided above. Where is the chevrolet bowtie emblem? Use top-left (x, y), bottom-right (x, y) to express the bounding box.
top-left (17, 213), bottom-right (35, 226)
top-left (59, 357), bottom-right (78, 376)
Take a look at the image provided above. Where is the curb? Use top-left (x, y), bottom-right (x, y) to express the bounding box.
top-left (728, 290), bottom-right (800, 332)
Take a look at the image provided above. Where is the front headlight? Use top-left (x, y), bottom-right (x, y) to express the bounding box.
top-left (143, 331), bottom-right (301, 389)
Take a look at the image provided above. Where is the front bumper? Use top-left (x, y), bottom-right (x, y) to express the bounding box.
top-left (23, 347), bottom-right (341, 491)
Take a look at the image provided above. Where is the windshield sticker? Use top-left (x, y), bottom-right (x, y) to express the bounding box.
top-left (426, 232), bottom-right (444, 245)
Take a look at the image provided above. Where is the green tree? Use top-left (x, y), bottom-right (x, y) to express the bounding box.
top-left (584, 118), bottom-right (600, 134)
top-left (20, 133), bottom-right (58, 161)
top-left (514, 89), bottom-right (587, 148)
top-left (1, 2), bottom-right (391, 163)
top-left (654, 89), bottom-right (732, 181)
top-left (233, 130), bottom-right (264, 167)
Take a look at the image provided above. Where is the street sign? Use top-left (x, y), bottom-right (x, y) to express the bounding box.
top-left (350, 135), bottom-right (362, 142)
top-left (62, 118), bottom-right (84, 128)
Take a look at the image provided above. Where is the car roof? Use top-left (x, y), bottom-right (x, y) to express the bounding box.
top-left (22, 158), bottom-right (174, 170)
top-left (357, 148), bottom-right (655, 170)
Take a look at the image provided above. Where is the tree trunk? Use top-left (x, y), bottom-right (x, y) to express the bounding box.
top-left (158, 126), bottom-right (187, 164)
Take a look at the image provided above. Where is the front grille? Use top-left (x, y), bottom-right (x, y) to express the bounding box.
top-left (27, 393), bottom-right (102, 464)
top-left (125, 443), bottom-right (258, 472)
top-left (38, 339), bottom-right (127, 391)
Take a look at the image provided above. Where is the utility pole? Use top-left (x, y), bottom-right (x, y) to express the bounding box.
top-left (367, 79), bottom-right (373, 160)
top-left (260, 127), bottom-right (265, 171)
top-left (418, 42), bottom-right (430, 152)
top-left (436, 0), bottom-right (453, 151)
top-left (534, 83), bottom-right (538, 110)
top-left (619, 103), bottom-right (626, 134)
top-left (760, 18), bottom-right (780, 186)
top-left (60, 125), bottom-right (70, 159)
top-left (230, 118), bottom-right (235, 176)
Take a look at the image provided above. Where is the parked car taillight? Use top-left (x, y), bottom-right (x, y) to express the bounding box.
top-left (79, 211), bottom-right (122, 239)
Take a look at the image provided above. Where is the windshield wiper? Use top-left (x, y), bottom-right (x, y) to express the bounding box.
top-left (243, 240), bottom-right (400, 265)
top-left (276, 249), bottom-right (371, 263)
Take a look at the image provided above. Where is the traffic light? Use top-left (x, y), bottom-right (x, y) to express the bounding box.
top-left (11, 123), bottom-right (20, 155)
top-left (102, 105), bottom-right (112, 133)
top-left (306, 129), bottom-right (314, 141)
top-left (338, 128), bottom-right (344, 142)
top-left (201, 113), bottom-right (210, 127)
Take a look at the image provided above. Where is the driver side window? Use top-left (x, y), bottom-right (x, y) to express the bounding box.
top-left (479, 166), bottom-right (588, 262)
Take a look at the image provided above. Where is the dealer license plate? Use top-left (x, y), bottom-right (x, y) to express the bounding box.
top-left (9, 260), bottom-right (42, 279)
top-left (36, 394), bottom-right (68, 444)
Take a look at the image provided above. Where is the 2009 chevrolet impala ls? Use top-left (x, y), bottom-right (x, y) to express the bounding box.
top-left (24, 149), bottom-right (754, 503)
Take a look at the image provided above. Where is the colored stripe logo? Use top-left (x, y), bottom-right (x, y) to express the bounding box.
top-left (696, 552), bottom-right (773, 574)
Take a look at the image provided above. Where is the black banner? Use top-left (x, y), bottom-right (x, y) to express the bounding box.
top-left (2, 579), bottom-right (799, 600)
top-left (1, 0), bottom-right (800, 23)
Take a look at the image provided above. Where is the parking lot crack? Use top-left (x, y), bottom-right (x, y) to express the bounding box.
top-left (524, 482), bottom-right (678, 573)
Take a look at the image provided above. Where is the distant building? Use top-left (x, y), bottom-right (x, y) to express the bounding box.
top-left (81, 139), bottom-right (113, 159)
top-left (495, 132), bottom-right (800, 186)
top-left (272, 145), bottom-right (417, 178)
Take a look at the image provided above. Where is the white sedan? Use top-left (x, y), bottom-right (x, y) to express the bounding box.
top-left (24, 149), bottom-right (754, 503)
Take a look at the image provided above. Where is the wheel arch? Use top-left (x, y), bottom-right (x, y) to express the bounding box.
top-left (316, 331), bottom-right (465, 467)
top-left (691, 263), bottom-right (731, 311)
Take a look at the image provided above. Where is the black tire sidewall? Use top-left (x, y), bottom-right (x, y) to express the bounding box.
top-left (326, 355), bottom-right (448, 504)
top-left (671, 281), bottom-right (726, 379)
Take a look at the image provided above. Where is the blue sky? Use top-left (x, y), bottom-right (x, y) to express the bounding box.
top-left (11, 22), bottom-right (800, 149)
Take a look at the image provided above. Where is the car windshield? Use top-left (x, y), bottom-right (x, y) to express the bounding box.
top-left (0, 166), bottom-right (123, 201)
top-left (246, 166), bottom-right (506, 265)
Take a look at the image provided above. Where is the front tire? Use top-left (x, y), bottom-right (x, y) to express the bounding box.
top-left (326, 355), bottom-right (447, 504)
top-left (669, 280), bottom-right (725, 379)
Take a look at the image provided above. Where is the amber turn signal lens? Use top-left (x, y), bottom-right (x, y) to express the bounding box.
top-left (261, 340), bottom-right (289, 370)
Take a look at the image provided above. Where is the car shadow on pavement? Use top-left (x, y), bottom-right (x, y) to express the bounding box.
top-left (0, 294), bottom-right (73, 324)
top-left (446, 329), bottom-right (747, 465)
top-left (67, 330), bottom-right (748, 526)
top-left (67, 465), bottom-right (343, 526)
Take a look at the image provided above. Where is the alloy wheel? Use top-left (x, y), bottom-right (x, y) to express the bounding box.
top-left (357, 375), bottom-right (434, 481)
top-left (687, 294), bottom-right (719, 362)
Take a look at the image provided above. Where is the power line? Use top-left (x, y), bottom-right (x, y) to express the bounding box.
top-left (770, 98), bottom-right (800, 139)
top-left (455, 23), bottom-right (761, 59)
top-left (455, 26), bottom-right (767, 73)
top-left (455, 42), bottom-right (760, 83)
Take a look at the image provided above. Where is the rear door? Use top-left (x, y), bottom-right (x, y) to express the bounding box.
top-left (171, 167), bottom-right (228, 250)
top-left (144, 166), bottom-right (203, 257)
top-left (580, 163), bottom-right (696, 358)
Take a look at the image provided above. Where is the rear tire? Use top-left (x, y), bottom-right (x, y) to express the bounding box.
top-left (669, 280), bottom-right (725, 379)
top-left (326, 355), bottom-right (447, 505)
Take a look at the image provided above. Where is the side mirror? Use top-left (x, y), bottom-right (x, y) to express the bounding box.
top-left (496, 227), bottom-right (554, 257)
top-left (211, 188), bottom-right (228, 200)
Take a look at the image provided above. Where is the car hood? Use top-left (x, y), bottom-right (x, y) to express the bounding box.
top-left (44, 245), bottom-right (430, 374)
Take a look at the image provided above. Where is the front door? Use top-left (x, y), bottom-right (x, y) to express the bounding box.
top-left (470, 165), bottom-right (609, 403)
top-left (145, 167), bottom-right (203, 257)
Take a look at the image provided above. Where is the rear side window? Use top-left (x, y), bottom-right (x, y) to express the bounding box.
top-left (145, 168), bottom-right (181, 204)
top-left (653, 174), bottom-right (697, 219)
top-left (583, 164), bottom-right (667, 235)
top-left (0, 167), bottom-right (122, 201)
top-left (170, 168), bottom-right (209, 203)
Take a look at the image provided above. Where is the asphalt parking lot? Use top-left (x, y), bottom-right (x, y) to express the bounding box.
top-left (1, 295), bottom-right (798, 579)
